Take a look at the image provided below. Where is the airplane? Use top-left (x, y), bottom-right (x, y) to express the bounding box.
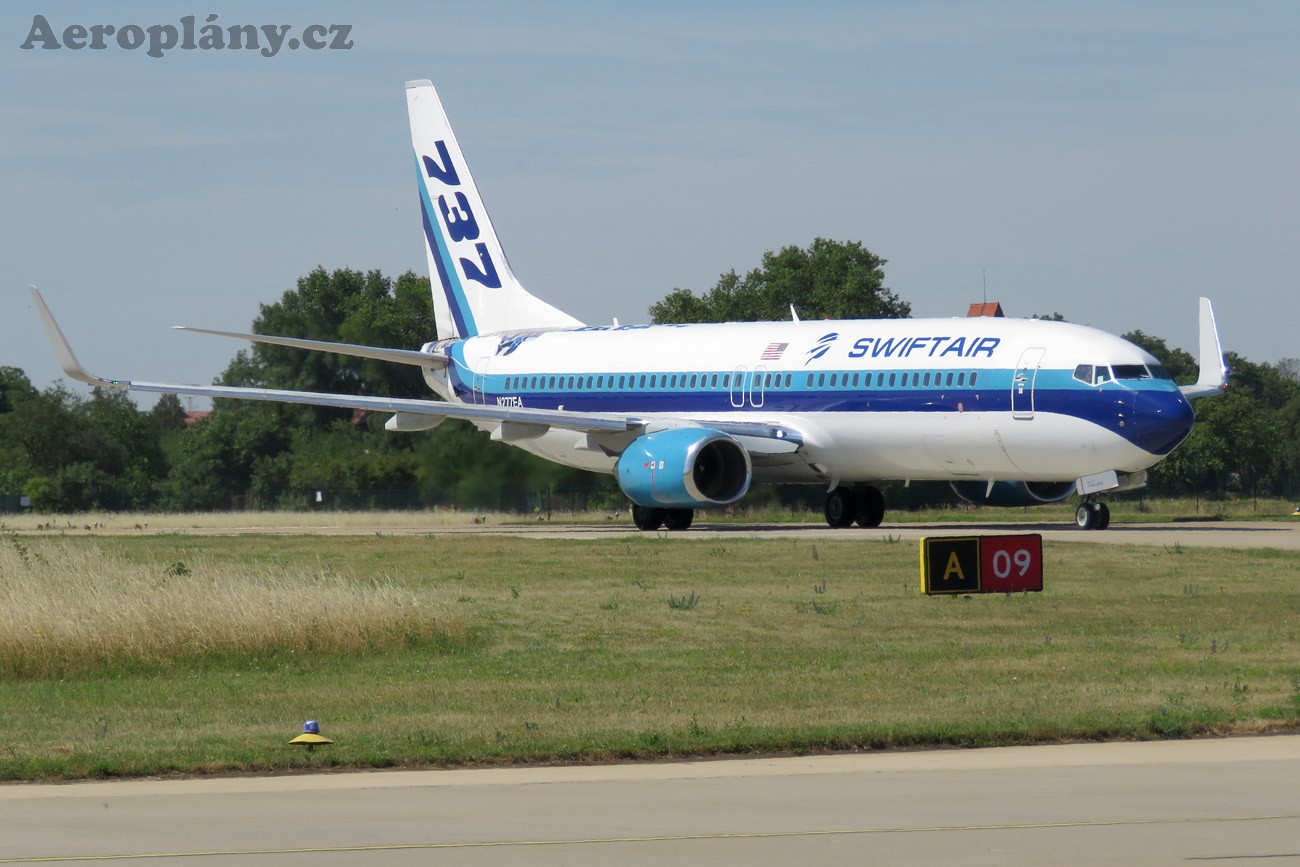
top-left (29, 79), bottom-right (1228, 532)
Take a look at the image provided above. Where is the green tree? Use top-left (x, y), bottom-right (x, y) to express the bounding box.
top-left (284, 418), bottom-right (421, 508)
top-left (0, 381), bottom-right (85, 480)
top-left (413, 420), bottom-right (619, 512)
top-left (227, 267), bottom-right (433, 399)
top-left (1278, 358), bottom-right (1300, 385)
top-left (1154, 390), bottom-right (1285, 496)
top-left (1279, 393), bottom-right (1300, 492)
top-left (1221, 353), bottom-right (1299, 410)
top-left (1123, 330), bottom-right (1199, 385)
top-left (160, 401), bottom-right (294, 511)
top-left (0, 381), bottom-right (166, 511)
top-left (0, 367), bottom-right (44, 496)
top-left (0, 366), bottom-right (38, 415)
top-left (84, 388), bottom-right (167, 480)
top-left (167, 267), bottom-right (436, 509)
top-left (650, 239), bottom-right (909, 323)
top-left (1267, 359), bottom-right (1300, 497)
top-left (1129, 337), bottom-right (1298, 497)
top-left (149, 393), bottom-right (188, 434)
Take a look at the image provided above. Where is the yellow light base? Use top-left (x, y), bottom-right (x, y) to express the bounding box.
top-left (289, 733), bottom-right (335, 746)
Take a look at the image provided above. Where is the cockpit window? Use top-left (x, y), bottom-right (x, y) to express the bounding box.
top-left (1148, 364), bottom-right (1171, 380)
top-left (1113, 364), bottom-right (1152, 380)
top-left (1073, 364), bottom-right (1114, 386)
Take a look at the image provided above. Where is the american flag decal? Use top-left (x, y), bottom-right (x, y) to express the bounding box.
top-left (761, 342), bottom-right (788, 360)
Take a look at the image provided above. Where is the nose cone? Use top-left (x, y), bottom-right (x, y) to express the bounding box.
top-left (1128, 389), bottom-right (1196, 455)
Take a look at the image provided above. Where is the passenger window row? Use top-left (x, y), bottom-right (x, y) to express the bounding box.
top-left (805, 370), bottom-right (979, 389)
top-left (500, 369), bottom-right (981, 392)
top-left (502, 372), bottom-right (797, 392)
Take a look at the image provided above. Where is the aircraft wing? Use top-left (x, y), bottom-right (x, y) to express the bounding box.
top-left (29, 285), bottom-right (805, 449)
top-left (30, 285), bottom-right (633, 434)
top-left (106, 378), bottom-right (641, 434)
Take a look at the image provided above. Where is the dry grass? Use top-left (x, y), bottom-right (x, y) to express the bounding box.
top-left (0, 533), bottom-right (465, 676)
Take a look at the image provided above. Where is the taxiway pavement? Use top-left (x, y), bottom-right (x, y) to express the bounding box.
top-left (2, 735), bottom-right (1298, 866)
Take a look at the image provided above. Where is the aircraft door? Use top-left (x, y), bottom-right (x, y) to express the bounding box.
top-left (472, 357), bottom-right (489, 405)
top-left (750, 365), bottom-right (767, 408)
top-left (1011, 347), bottom-right (1045, 420)
top-left (730, 366), bottom-right (747, 408)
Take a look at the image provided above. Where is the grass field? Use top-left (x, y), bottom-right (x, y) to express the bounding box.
top-left (0, 526), bottom-right (1297, 781)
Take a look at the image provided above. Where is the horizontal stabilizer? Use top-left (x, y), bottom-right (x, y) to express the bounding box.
top-left (174, 326), bottom-right (448, 369)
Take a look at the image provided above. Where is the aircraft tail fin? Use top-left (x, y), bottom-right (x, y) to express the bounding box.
top-left (405, 80), bottom-right (582, 339)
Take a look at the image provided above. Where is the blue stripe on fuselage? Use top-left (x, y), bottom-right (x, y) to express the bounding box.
top-left (461, 366), bottom-right (1192, 457)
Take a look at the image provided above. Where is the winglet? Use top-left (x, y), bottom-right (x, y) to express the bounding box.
top-left (1179, 297), bottom-right (1227, 398)
top-left (27, 285), bottom-right (124, 388)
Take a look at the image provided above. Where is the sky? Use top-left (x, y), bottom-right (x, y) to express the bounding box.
top-left (3, 1), bottom-right (1297, 401)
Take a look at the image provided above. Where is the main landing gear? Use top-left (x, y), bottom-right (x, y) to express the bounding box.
top-left (824, 485), bottom-right (886, 529)
top-left (632, 505), bottom-right (694, 531)
top-left (1075, 499), bottom-right (1111, 531)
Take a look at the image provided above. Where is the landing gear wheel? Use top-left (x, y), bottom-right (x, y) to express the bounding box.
top-left (631, 504), bottom-right (666, 531)
top-left (1075, 501), bottom-right (1109, 531)
top-left (663, 508), bottom-right (695, 531)
top-left (855, 486), bottom-right (885, 528)
top-left (1075, 504), bottom-right (1095, 530)
top-left (824, 487), bottom-right (857, 528)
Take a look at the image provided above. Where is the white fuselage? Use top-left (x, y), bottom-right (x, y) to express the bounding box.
top-left (423, 316), bottom-right (1193, 487)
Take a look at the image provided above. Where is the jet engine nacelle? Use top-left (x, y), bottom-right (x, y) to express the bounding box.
top-left (615, 428), bottom-right (752, 509)
top-left (950, 480), bottom-right (1077, 508)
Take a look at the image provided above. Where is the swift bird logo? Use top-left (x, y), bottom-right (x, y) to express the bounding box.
top-left (805, 332), bottom-right (838, 365)
top-left (495, 333), bottom-right (537, 356)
